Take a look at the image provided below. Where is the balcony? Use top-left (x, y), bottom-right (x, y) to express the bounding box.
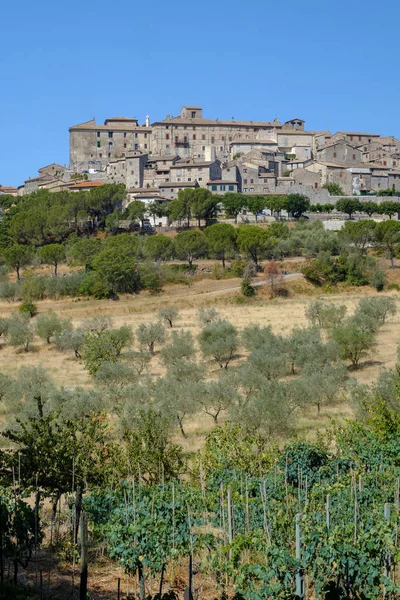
top-left (175, 138), bottom-right (189, 146)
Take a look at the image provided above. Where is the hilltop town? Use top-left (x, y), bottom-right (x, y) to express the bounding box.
top-left (2, 105), bottom-right (400, 207)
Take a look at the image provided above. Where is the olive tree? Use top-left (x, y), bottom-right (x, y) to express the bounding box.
top-left (356, 296), bottom-right (397, 325)
top-left (7, 314), bottom-right (34, 352)
top-left (136, 322), bottom-right (166, 355)
top-left (198, 319), bottom-right (238, 368)
top-left (159, 330), bottom-right (195, 365)
top-left (158, 307), bottom-right (179, 328)
top-left (54, 327), bottom-right (86, 358)
top-left (197, 307), bottom-right (220, 326)
top-left (331, 320), bottom-right (376, 368)
top-left (305, 300), bottom-right (347, 329)
top-left (36, 311), bottom-right (72, 344)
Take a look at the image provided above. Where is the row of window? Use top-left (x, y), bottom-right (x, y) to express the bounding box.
top-left (211, 185), bottom-right (235, 191)
top-left (97, 131), bottom-right (148, 139)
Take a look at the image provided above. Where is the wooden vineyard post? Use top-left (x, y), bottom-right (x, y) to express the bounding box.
top-left (295, 514), bottom-right (304, 598)
top-left (384, 503), bottom-right (391, 600)
top-left (227, 486), bottom-right (233, 559)
top-left (326, 494), bottom-right (331, 530)
top-left (79, 510), bottom-right (88, 600)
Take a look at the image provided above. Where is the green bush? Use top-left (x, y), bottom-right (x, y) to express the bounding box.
top-left (230, 259), bottom-right (246, 277)
top-left (241, 278), bottom-right (256, 297)
top-left (19, 301), bottom-right (37, 317)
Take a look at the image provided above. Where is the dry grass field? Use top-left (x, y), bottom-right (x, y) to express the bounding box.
top-left (0, 269), bottom-right (399, 449)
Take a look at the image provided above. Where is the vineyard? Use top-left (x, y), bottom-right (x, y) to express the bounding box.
top-left (1, 405), bottom-right (400, 600)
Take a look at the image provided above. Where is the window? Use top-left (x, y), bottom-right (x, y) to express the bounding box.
top-left (166, 134), bottom-right (170, 140)
top-left (243, 169), bottom-right (247, 173)
top-left (108, 142), bottom-right (113, 150)
top-left (108, 153), bottom-right (111, 157)
top-left (220, 185), bottom-right (226, 191)
top-left (97, 132), bottom-right (100, 138)
top-left (212, 185), bottom-right (217, 191)
top-left (188, 178), bottom-right (192, 181)
top-left (199, 177), bottom-right (202, 181)
top-left (394, 161), bottom-right (397, 166)
top-left (184, 126), bottom-right (187, 130)
top-left (183, 136), bottom-right (188, 143)
top-left (229, 185), bottom-right (234, 191)
top-left (220, 146), bottom-right (223, 151)
top-left (244, 179), bottom-right (247, 184)
top-left (97, 141), bottom-right (101, 148)
top-left (333, 152), bottom-right (337, 158)
top-left (222, 136), bottom-right (225, 141)
top-left (122, 152), bottom-right (126, 157)
top-left (193, 134), bottom-right (196, 140)
top-left (250, 179), bottom-right (254, 184)
top-left (340, 173), bottom-right (342, 178)
top-left (243, 188), bottom-right (248, 192)
top-left (99, 153), bottom-right (102, 157)
top-left (144, 133), bottom-right (147, 138)
top-left (202, 134), bottom-right (205, 140)
top-left (202, 146), bottom-right (205, 151)
top-left (124, 143), bottom-right (127, 148)
top-left (358, 136), bottom-right (361, 141)
top-left (175, 136), bottom-right (178, 144)
top-left (211, 136), bottom-right (215, 143)
top-left (135, 133), bottom-right (138, 138)
top-left (352, 154), bottom-right (356, 160)
top-left (108, 132), bottom-right (113, 138)
top-left (350, 135), bottom-right (353, 141)
top-left (250, 188), bottom-right (254, 192)
top-left (134, 144), bottom-right (138, 150)
top-left (145, 144), bottom-right (148, 149)
top-left (360, 174), bottom-right (363, 179)
top-left (314, 182), bottom-right (318, 189)
top-left (384, 161), bottom-right (387, 166)
top-left (263, 188), bottom-right (267, 192)
top-left (229, 136), bottom-right (232, 141)
top-left (191, 111), bottom-right (196, 118)
top-left (124, 132), bottom-right (127, 138)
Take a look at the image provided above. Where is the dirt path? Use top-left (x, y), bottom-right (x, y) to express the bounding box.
top-left (200, 272), bottom-right (301, 296)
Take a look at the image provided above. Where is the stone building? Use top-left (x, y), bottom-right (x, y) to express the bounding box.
top-left (169, 159), bottom-right (221, 186)
top-left (107, 152), bottom-right (148, 189)
top-left (316, 140), bottom-right (363, 165)
top-left (69, 116), bottom-right (152, 169)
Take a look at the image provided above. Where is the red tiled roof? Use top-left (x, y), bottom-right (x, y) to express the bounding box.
top-left (67, 181), bottom-right (103, 189)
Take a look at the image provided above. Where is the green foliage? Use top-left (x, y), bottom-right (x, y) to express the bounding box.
top-left (331, 320), bottom-right (375, 368)
top-left (140, 261), bottom-right (164, 294)
top-left (305, 299), bottom-right (347, 329)
top-left (221, 193), bottom-right (247, 223)
top-left (92, 246), bottom-right (140, 295)
top-left (173, 229), bottom-right (208, 271)
top-left (54, 327), bottom-right (85, 358)
top-left (35, 310), bottom-right (72, 344)
top-left (197, 306), bottom-right (220, 326)
top-left (237, 225), bottom-right (275, 265)
top-left (286, 193), bottom-right (310, 218)
top-left (204, 223), bottom-right (237, 268)
top-left (82, 326), bottom-right (133, 374)
top-left (6, 314), bottom-right (34, 351)
top-left (144, 234), bottom-right (174, 262)
top-left (374, 219), bottom-right (400, 267)
top-left (158, 307), bottom-right (179, 328)
top-left (136, 322), bottom-right (166, 355)
top-left (3, 244), bottom-right (34, 280)
top-left (323, 182), bottom-right (344, 196)
top-left (37, 243), bottom-right (66, 276)
top-left (356, 296), bottom-right (396, 325)
top-left (18, 301), bottom-right (37, 318)
top-left (241, 278), bottom-right (256, 297)
top-left (335, 197), bottom-right (362, 218)
top-left (199, 319), bottom-right (238, 368)
top-left (67, 237), bottom-right (102, 267)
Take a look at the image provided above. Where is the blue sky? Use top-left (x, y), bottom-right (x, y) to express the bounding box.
top-left (1, 0), bottom-right (398, 186)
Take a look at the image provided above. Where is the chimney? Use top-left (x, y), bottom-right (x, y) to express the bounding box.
top-left (145, 115), bottom-right (150, 127)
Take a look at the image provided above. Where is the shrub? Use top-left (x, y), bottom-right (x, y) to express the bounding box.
top-left (230, 259), bottom-right (246, 277)
top-left (140, 262), bottom-right (164, 294)
top-left (54, 328), bottom-right (85, 358)
top-left (136, 322), bottom-right (165, 355)
top-left (0, 282), bottom-right (21, 302)
top-left (371, 269), bottom-right (386, 292)
top-left (19, 301), bottom-right (37, 317)
top-left (241, 278), bottom-right (256, 297)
